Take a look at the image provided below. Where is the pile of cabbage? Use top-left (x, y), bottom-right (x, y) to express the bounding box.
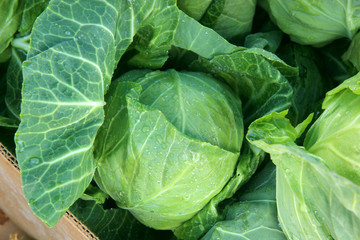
top-left (0, 0), bottom-right (360, 239)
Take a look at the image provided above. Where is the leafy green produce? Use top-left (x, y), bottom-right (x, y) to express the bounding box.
top-left (248, 71), bottom-right (360, 240)
top-left (0, 0), bottom-right (359, 239)
top-left (94, 70), bottom-right (243, 229)
top-left (262, 0), bottom-right (360, 46)
top-left (304, 72), bottom-right (360, 185)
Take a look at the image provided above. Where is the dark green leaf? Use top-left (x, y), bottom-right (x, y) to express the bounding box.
top-left (15, 0), bottom-right (170, 227)
top-left (203, 162), bottom-right (286, 240)
top-left (18, 0), bottom-right (50, 35)
top-left (70, 199), bottom-right (173, 240)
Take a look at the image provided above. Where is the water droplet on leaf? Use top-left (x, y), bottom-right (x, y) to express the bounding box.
top-left (29, 157), bottom-right (40, 165)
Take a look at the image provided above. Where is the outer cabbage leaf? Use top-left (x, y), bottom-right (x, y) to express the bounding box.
top-left (248, 111), bottom-right (360, 240)
top-left (15, 0), bottom-right (177, 227)
top-left (178, 0), bottom-right (256, 41)
top-left (94, 70), bottom-right (243, 230)
top-left (203, 161), bottom-right (286, 240)
top-left (265, 0), bottom-right (360, 46)
top-left (304, 72), bottom-right (360, 185)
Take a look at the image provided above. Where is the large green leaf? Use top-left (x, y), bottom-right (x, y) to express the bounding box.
top-left (304, 72), bottom-right (360, 185)
top-left (247, 111), bottom-right (360, 240)
top-left (15, 0), bottom-right (177, 227)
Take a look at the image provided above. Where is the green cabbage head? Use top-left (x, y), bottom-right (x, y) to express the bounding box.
top-left (94, 69), bottom-right (243, 229)
top-left (264, 0), bottom-right (360, 46)
top-left (177, 0), bottom-right (256, 41)
top-left (305, 72), bottom-right (360, 184)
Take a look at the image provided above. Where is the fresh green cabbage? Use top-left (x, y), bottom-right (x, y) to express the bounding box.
top-left (263, 0), bottom-right (360, 46)
top-left (94, 70), bottom-right (244, 229)
top-left (177, 0), bottom-right (256, 41)
top-left (305, 72), bottom-right (360, 184)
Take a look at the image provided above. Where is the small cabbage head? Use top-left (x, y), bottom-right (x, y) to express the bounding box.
top-left (264, 0), bottom-right (360, 46)
top-left (94, 69), bottom-right (244, 229)
top-left (304, 72), bottom-right (360, 184)
top-left (177, 0), bottom-right (256, 41)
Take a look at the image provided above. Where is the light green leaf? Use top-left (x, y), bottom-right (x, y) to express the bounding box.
top-left (79, 184), bottom-right (108, 205)
top-left (0, 0), bottom-right (25, 57)
top-left (265, 0), bottom-right (360, 45)
top-left (304, 72), bottom-right (360, 185)
top-left (247, 111), bottom-right (360, 240)
top-left (173, 11), bottom-right (239, 59)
